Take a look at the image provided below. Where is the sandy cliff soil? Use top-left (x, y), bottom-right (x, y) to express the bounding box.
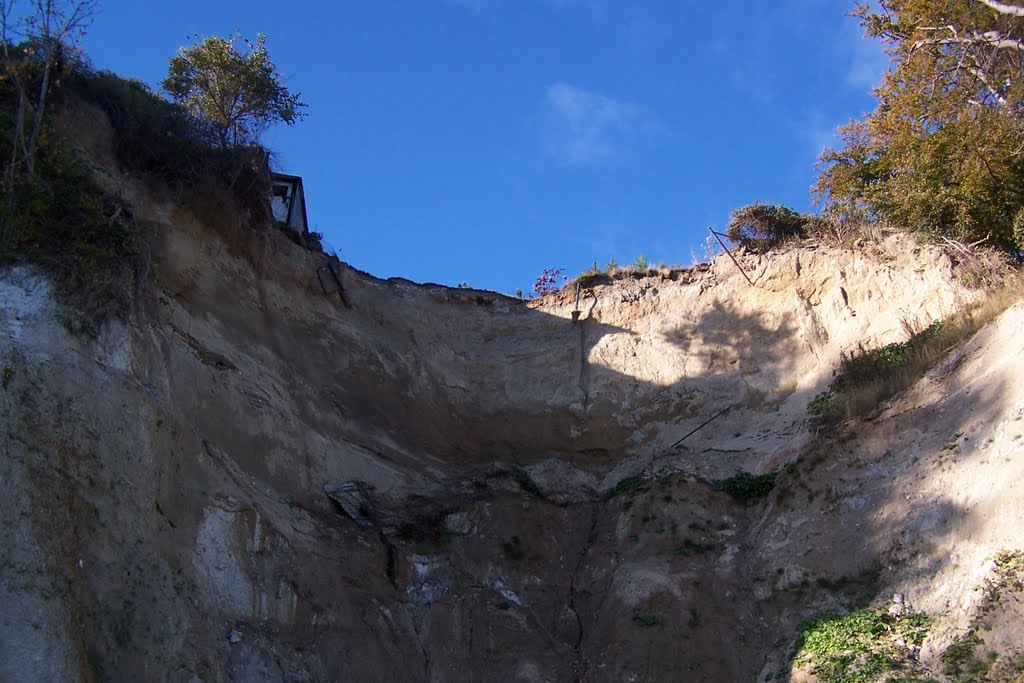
top-left (1, 179), bottom-right (1022, 682)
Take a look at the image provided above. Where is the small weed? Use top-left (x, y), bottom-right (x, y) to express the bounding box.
top-left (978, 550), bottom-right (1024, 613)
top-left (808, 390), bottom-right (835, 416)
top-left (687, 608), bottom-right (700, 629)
top-left (711, 472), bottom-right (777, 502)
top-left (674, 538), bottom-right (717, 556)
top-left (502, 536), bottom-right (525, 561)
top-left (775, 485), bottom-right (793, 503)
top-left (533, 267), bottom-right (566, 296)
top-left (942, 637), bottom-right (981, 678)
top-left (515, 471), bottom-right (544, 499)
top-left (495, 601), bottom-right (511, 611)
top-left (633, 254), bottom-right (648, 272)
top-left (633, 614), bottom-right (659, 627)
top-left (608, 474), bottom-right (645, 498)
top-left (937, 550), bottom-right (1024, 681)
top-left (816, 576), bottom-right (854, 591)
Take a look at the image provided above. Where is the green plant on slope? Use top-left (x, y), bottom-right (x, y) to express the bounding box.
top-left (633, 613), bottom-right (658, 627)
top-left (502, 535), bottom-right (525, 561)
top-left (793, 609), bottom-right (931, 683)
top-left (940, 550), bottom-right (1024, 682)
top-left (809, 323), bottom-right (941, 420)
top-left (607, 474), bottom-right (645, 498)
top-left (711, 472), bottom-right (776, 502)
top-left (0, 0), bottom-right (100, 174)
top-left (0, 103), bottom-right (136, 325)
top-left (808, 288), bottom-right (1023, 426)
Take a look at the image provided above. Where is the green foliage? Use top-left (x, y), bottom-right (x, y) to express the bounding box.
top-left (725, 203), bottom-right (808, 253)
top-left (1014, 208), bottom-right (1024, 253)
top-left (607, 474), bottom-right (645, 498)
top-left (71, 69), bottom-right (216, 178)
top-left (711, 472), bottom-right (776, 502)
top-left (673, 538), bottom-right (717, 556)
top-left (633, 614), bottom-right (659, 627)
top-left (807, 314), bottom-right (1014, 425)
top-left (941, 637), bottom-right (985, 680)
top-left (0, 97), bottom-right (136, 325)
top-left (633, 254), bottom-right (648, 272)
top-left (502, 536), bottom-right (524, 561)
top-left (305, 230), bottom-right (323, 251)
top-left (515, 471), bottom-right (544, 498)
top-left (162, 33), bottom-right (306, 148)
top-left (70, 67), bottom-right (274, 226)
top-left (940, 550), bottom-right (1024, 682)
top-left (835, 323), bottom-right (943, 394)
top-left (807, 390), bottom-right (836, 417)
top-left (815, 2), bottom-right (1024, 251)
top-left (793, 609), bottom-right (932, 683)
top-left (979, 551), bottom-right (1024, 614)
top-left (0, 0), bottom-right (100, 174)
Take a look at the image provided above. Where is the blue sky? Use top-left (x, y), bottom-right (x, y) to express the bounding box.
top-left (78, 1), bottom-right (887, 294)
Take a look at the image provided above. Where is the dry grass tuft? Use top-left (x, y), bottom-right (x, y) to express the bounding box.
top-left (810, 283), bottom-right (1022, 426)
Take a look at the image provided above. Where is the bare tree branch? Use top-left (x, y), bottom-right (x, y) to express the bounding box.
top-left (976, 0), bottom-right (1024, 17)
top-left (913, 30), bottom-right (1024, 52)
top-left (0, 0), bottom-right (99, 174)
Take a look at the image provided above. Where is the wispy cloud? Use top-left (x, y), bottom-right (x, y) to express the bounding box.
top-left (443, 0), bottom-right (495, 11)
top-left (838, 17), bottom-right (889, 93)
top-left (802, 109), bottom-right (840, 160)
top-left (542, 82), bottom-right (651, 166)
top-left (447, 0), bottom-right (608, 11)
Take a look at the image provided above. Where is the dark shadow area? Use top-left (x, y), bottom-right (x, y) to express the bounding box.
top-left (6, 197), bottom-right (1019, 682)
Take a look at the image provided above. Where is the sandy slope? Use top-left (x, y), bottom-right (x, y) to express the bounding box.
top-left (1, 177), bottom-right (1021, 681)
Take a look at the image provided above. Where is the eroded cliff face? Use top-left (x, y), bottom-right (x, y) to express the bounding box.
top-left (1, 180), bottom-right (1022, 682)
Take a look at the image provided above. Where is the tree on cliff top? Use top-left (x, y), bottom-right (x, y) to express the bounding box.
top-left (815, 0), bottom-right (1024, 250)
top-left (0, 0), bottom-right (100, 174)
top-left (161, 33), bottom-right (306, 148)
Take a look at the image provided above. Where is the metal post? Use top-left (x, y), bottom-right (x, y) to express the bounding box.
top-left (709, 228), bottom-right (755, 287)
